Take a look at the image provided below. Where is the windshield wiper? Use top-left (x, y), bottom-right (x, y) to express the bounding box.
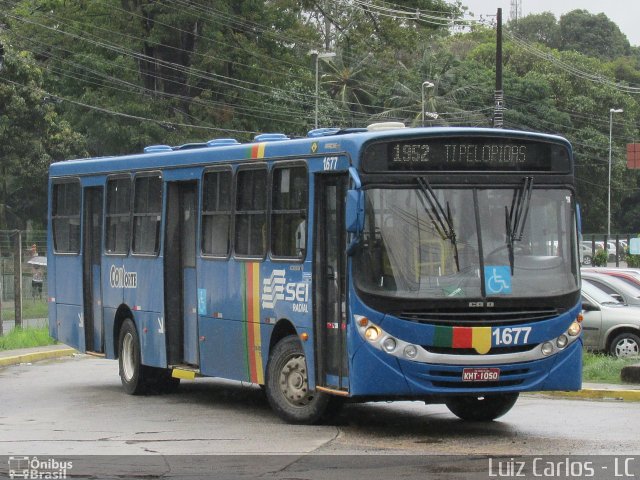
top-left (505, 176), bottom-right (533, 274)
top-left (416, 176), bottom-right (460, 272)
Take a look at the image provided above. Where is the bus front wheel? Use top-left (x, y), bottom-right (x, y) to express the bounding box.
top-left (445, 393), bottom-right (519, 421)
top-left (265, 336), bottom-right (333, 424)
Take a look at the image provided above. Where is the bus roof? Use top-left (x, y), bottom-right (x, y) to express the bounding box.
top-left (49, 126), bottom-right (572, 178)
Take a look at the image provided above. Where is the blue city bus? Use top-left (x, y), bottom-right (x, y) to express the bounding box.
top-left (47, 124), bottom-right (583, 423)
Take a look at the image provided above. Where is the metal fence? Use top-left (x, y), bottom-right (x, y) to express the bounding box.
top-left (580, 233), bottom-right (635, 267)
top-left (0, 230), bottom-right (48, 303)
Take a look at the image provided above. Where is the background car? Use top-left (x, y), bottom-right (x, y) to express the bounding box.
top-left (581, 272), bottom-right (640, 306)
top-left (581, 281), bottom-right (640, 358)
top-left (581, 240), bottom-right (621, 261)
top-left (582, 267), bottom-right (640, 288)
top-left (580, 243), bottom-right (593, 265)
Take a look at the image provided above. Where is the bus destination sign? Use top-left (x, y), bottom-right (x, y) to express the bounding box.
top-left (363, 137), bottom-right (570, 172)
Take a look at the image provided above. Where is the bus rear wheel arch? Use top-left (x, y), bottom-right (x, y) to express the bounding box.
top-left (265, 335), bottom-right (334, 424)
top-left (444, 393), bottom-right (519, 421)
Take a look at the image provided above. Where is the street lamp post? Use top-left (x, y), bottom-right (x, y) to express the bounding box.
top-left (421, 81), bottom-right (435, 127)
top-left (608, 108), bottom-right (623, 236)
top-left (309, 50), bottom-right (336, 129)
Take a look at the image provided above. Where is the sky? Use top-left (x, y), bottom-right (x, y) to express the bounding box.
top-left (460, 0), bottom-right (640, 46)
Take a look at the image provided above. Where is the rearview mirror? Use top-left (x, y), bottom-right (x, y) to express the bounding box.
top-left (610, 294), bottom-right (624, 303)
top-left (581, 302), bottom-right (599, 312)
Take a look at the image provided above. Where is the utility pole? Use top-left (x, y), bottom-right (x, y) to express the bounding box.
top-left (510, 0), bottom-right (522, 24)
top-left (13, 230), bottom-right (22, 329)
top-left (0, 40), bottom-right (8, 333)
top-left (493, 8), bottom-right (504, 128)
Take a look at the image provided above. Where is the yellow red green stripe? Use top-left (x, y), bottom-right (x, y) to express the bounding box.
top-left (250, 142), bottom-right (266, 159)
top-left (433, 326), bottom-right (492, 354)
top-left (243, 262), bottom-right (264, 384)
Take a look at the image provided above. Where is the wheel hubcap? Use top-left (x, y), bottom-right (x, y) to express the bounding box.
top-left (122, 332), bottom-right (135, 381)
top-left (615, 338), bottom-right (640, 358)
top-left (279, 355), bottom-right (313, 406)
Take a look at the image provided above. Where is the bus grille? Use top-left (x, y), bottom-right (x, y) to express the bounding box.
top-left (422, 345), bottom-right (536, 356)
top-left (398, 308), bottom-right (558, 326)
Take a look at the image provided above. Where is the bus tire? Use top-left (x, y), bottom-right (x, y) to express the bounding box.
top-left (445, 393), bottom-right (519, 421)
top-left (118, 318), bottom-right (151, 395)
top-left (265, 336), bottom-right (332, 424)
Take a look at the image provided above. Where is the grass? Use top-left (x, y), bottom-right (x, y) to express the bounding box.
top-left (1, 300), bottom-right (48, 321)
top-left (583, 351), bottom-right (639, 384)
top-left (0, 326), bottom-right (56, 351)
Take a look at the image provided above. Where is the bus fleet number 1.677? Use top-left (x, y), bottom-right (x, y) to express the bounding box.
top-left (492, 326), bottom-right (532, 346)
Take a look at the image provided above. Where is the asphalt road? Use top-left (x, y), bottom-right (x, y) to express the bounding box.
top-left (1, 356), bottom-right (639, 478)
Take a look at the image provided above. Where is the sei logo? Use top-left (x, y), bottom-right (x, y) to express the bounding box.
top-left (262, 269), bottom-right (309, 312)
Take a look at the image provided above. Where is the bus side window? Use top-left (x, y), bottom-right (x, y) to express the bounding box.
top-left (271, 166), bottom-right (307, 259)
top-left (105, 177), bottom-right (131, 254)
top-left (52, 180), bottom-right (81, 254)
top-left (132, 174), bottom-right (162, 255)
top-left (202, 169), bottom-right (232, 257)
top-left (235, 167), bottom-right (267, 258)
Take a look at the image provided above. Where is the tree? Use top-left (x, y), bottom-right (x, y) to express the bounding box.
top-left (558, 10), bottom-right (631, 60)
top-left (0, 46), bottom-right (87, 229)
top-left (508, 12), bottom-right (559, 48)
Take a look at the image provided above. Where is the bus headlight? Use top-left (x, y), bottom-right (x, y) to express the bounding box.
top-left (567, 321), bottom-right (581, 336)
top-left (541, 342), bottom-right (554, 356)
top-left (403, 344), bottom-right (418, 359)
top-left (556, 335), bottom-right (568, 349)
top-left (365, 326), bottom-right (381, 342)
top-left (382, 337), bottom-right (397, 352)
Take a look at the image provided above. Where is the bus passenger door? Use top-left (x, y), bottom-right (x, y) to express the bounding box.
top-left (82, 186), bottom-right (104, 353)
top-left (165, 181), bottom-right (199, 366)
top-left (314, 174), bottom-right (349, 393)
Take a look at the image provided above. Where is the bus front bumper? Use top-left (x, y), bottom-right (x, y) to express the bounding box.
top-left (347, 338), bottom-right (582, 398)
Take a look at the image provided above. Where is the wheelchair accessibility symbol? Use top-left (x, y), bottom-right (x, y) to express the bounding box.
top-left (484, 266), bottom-right (512, 294)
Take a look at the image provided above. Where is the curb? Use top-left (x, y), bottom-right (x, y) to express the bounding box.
top-left (0, 348), bottom-right (77, 367)
top-left (536, 389), bottom-right (640, 402)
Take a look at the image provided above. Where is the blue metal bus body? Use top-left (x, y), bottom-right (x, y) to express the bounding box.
top-left (48, 126), bottom-right (582, 411)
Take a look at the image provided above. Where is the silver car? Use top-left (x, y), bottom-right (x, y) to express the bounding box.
top-left (581, 271), bottom-right (640, 306)
top-left (581, 281), bottom-right (640, 357)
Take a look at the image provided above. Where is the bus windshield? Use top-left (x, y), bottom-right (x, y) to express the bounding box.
top-left (353, 186), bottom-right (578, 300)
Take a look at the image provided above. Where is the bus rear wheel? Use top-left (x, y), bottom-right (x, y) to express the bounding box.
top-left (265, 336), bottom-right (334, 424)
top-left (445, 393), bottom-right (519, 421)
top-left (118, 319), bottom-right (149, 395)
top-left (118, 319), bottom-right (179, 395)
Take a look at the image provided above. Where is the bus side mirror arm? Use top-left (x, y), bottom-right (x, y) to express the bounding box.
top-left (345, 189), bottom-right (364, 256)
top-left (345, 167), bottom-right (364, 256)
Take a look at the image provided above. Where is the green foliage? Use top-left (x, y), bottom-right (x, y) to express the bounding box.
top-left (2, 2), bottom-right (640, 235)
top-left (583, 352), bottom-right (639, 384)
top-left (627, 254), bottom-right (640, 268)
top-left (0, 327), bottom-right (56, 350)
top-left (559, 10), bottom-right (631, 59)
top-left (0, 44), bottom-right (87, 229)
top-left (1, 300), bottom-right (49, 321)
top-left (591, 249), bottom-right (609, 267)
top-left (508, 12), bottom-right (560, 48)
